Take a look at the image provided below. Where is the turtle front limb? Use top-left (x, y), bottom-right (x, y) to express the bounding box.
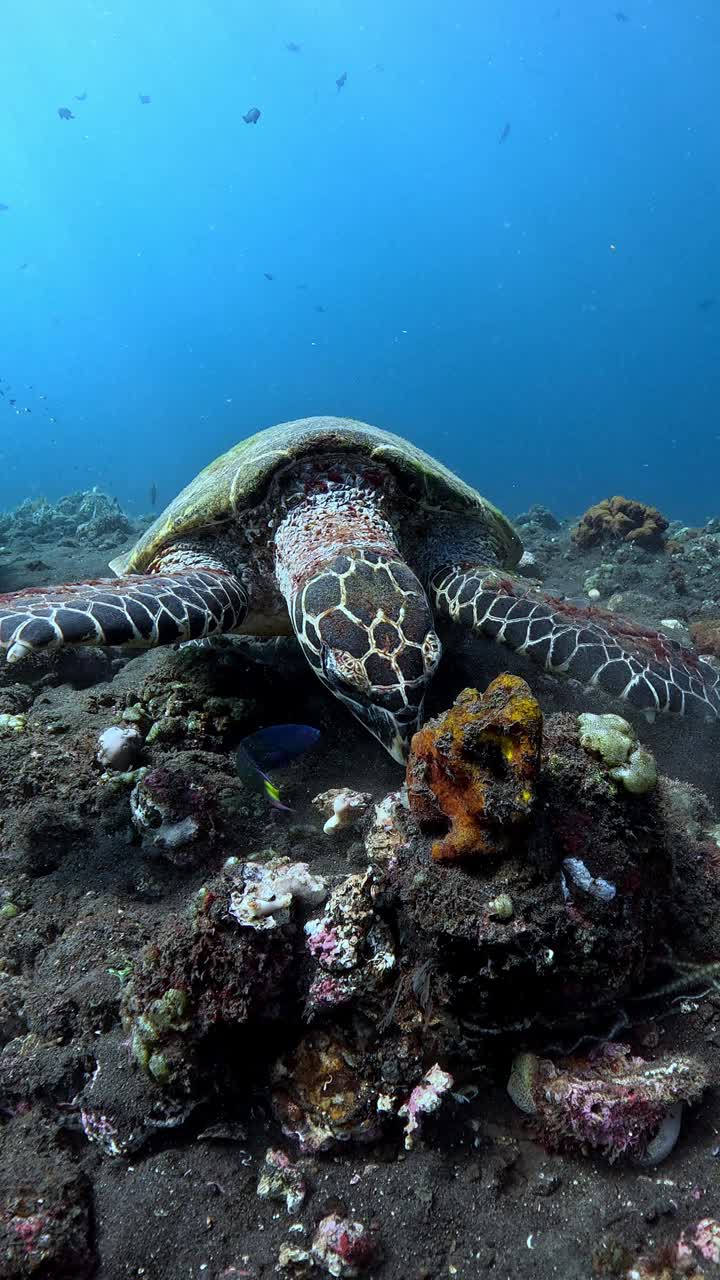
top-left (431, 564), bottom-right (720, 721)
top-left (0, 567), bottom-right (248, 663)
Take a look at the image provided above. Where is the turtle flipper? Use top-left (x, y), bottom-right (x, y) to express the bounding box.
top-left (0, 570), bottom-right (248, 663)
top-left (431, 564), bottom-right (720, 721)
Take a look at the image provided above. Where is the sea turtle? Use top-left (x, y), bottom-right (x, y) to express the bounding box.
top-left (1, 416), bottom-right (718, 760)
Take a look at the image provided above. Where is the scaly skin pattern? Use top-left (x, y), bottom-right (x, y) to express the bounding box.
top-left (0, 552), bottom-right (248, 663)
top-left (274, 461), bottom-right (441, 759)
top-left (431, 564), bottom-right (720, 721)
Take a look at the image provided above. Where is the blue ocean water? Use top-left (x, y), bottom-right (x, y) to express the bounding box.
top-left (1, 0), bottom-right (717, 522)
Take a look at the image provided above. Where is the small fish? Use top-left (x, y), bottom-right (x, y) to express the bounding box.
top-left (243, 107), bottom-right (261, 124)
top-left (336, 71), bottom-right (347, 91)
top-left (264, 272), bottom-right (274, 281)
top-left (149, 482), bottom-right (158, 507)
top-left (285, 41), bottom-right (301, 53)
top-left (0, 203), bottom-right (9, 212)
top-left (138, 94), bottom-right (151, 105)
top-left (314, 305), bottom-right (326, 313)
top-left (75, 91), bottom-right (88, 101)
top-left (499, 121), bottom-right (511, 144)
top-left (697, 297), bottom-right (716, 311)
top-left (57, 107), bottom-right (74, 120)
top-left (613, 10), bottom-right (629, 20)
top-left (236, 724), bottom-right (320, 809)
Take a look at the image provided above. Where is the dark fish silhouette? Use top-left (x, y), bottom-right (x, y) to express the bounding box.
top-left (243, 107), bottom-right (261, 124)
top-left (236, 724), bottom-right (320, 810)
top-left (75, 91), bottom-right (88, 101)
top-left (57, 107), bottom-right (74, 120)
top-left (499, 121), bottom-right (511, 143)
top-left (149, 482), bottom-right (158, 507)
top-left (18, 263), bottom-right (28, 270)
top-left (264, 272), bottom-right (274, 281)
top-left (336, 72), bottom-right (347, 91)
top-left (0, 203), bottom-right (8, 211)
top-left (614, 10), bottom-right (630, 20)
top-left (314, 305), bottom-right (326, 313)
top-left (285, 41), bottom-right (301, 53)
top-left (697, 298), bottom-right (716, 311)
top-left (138, 94), bottom-right (151, 105)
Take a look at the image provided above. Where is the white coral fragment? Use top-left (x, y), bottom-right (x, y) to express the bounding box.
top-left (313, 787), bottom-right (372, 834)
top-left (229, 858), bottom-right (326, 931)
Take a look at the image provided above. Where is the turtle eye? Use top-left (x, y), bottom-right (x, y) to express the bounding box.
top-left (321, 645), bottom-right (371, 695)
top-left (422, 630), bottom-right (442, 674)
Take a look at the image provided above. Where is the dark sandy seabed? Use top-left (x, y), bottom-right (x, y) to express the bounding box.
top-left (1, 495), bottom-right (720, 1280)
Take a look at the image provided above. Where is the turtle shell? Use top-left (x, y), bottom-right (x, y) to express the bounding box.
top-left (112, 416), bottom-right (522, 575)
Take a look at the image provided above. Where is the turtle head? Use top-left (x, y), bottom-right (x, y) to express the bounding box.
top-left (290, 549), bottom-right (442, 763)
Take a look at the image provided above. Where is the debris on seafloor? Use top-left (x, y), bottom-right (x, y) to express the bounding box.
top-left (313, 786), bottom-right (372, 833)
top-left (0, 712), bottom-right (26, 735)
top-left (272, 1029), bottom-right (390, 1153)
top-left (398, 1063), bottom-right (454, 1150)
top-left (304, 867), bottom-right (394, 1014)
top-left (129, 765), bottom-right (204, 855)
top-left (572, 495), bottom-right (669, 551)
top-left (506, 1042), bottom-right (708, 1165)
top-left (96, 723), bottom-right (143, 771)
top-left (311, 1215), bottom-right (378, 1277)
top-left (256, 1147), bottom-right (306, 1213)
top-left (577, 711), bottom-right (658, 793)
top-left (363, 788), bottom-right (411, 862)
top-left (406, 675), bottom-right (542, 861)
top-left (0, 1116), bottom-right (96, 1277)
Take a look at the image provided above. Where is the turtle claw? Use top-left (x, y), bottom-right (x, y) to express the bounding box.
top-left (6, 640), bottom-right (35, 664)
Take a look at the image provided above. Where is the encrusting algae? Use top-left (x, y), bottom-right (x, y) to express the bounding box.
top-left (406, 675), bottom-right (542, 861)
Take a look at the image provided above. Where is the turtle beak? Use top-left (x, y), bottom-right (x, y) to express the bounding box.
top-left (355, 703), bottom-right (423, 765)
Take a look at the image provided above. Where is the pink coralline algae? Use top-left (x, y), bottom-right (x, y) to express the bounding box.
top-left (507, 1042), bottom-right (707, 1164)
top-left (311, 1215), bottom-right (378, 1277)
top-left (304, 869), bottom-right (395, 1015)
top-left (398, 1063), bottom-right (454, 1149)
top-left (694, 1219), bottom-right (720, 1265)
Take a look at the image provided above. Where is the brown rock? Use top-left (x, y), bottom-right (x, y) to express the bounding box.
top-left (572, 496), bottom-right (668, 551)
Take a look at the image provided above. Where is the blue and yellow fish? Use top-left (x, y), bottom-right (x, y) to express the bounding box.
top-left (236, 724), bottom-right (320, 810)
